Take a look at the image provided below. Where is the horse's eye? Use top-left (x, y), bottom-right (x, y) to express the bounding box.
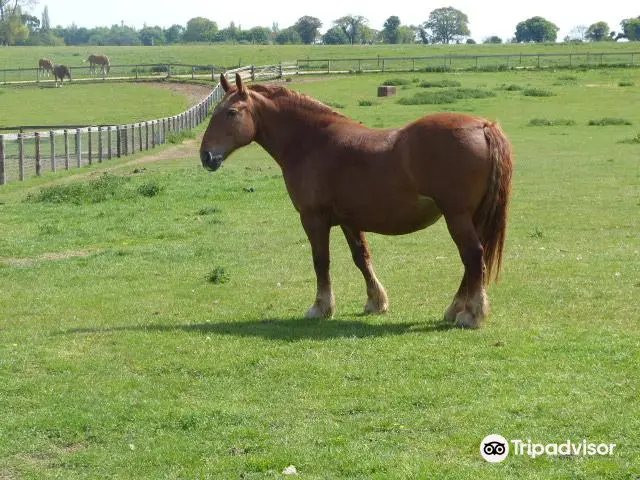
top-left (227, 109), bottom-right (238, 118)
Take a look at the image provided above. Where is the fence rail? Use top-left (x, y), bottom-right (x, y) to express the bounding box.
top-left (0, 66), bottom-right (262, 185)
top-left (0, 62), bottom-right (233, 85)
top-left (293, 51), bottom-right (640, 73)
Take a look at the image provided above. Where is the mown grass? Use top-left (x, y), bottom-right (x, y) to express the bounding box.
top-left (1, 66), bottom-right (639, 479)
top-left (1, 42), bottom-right (640, 71)
top-left (0, 83), bottom-right (190, 128)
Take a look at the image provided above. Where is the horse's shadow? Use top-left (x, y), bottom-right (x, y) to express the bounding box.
top-left (62, 316), bottom-right (456, 341)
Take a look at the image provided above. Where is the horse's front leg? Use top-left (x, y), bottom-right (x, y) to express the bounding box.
top-left (341, 226), bottom-right (388, 314)
top-left (300, 212), bottom-right (335, 319)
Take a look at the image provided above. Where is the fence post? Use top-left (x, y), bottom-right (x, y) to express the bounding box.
top-left (98, 126), bottom-right (103, 163)
top-left (0, 135), bottom-right (5, 185)
top-left (18, 134), bottom-right (25, 180)
top-left (151, 121), bottom-right (156, 148)
top-left (35, 132), bottom-right (41, 176)
top-left (50, 130), bottom-right (56, 172)
top-left (108, 127), bottom-right (113, 160)
top-left (192, 66), bottom-right (195, 80)
top-left (145, 122), bottom-right (149, 150)
top-left (76, 128), bottom-right (81, 167)
top-left (117, 126), bottom-right (122, 158)
top-left (64, 129), bottom-right (69, 169)
top-left (130, 124), bottom-right (135, 154)
top-left (88, 127), bottom-right (93, 165)
top-left (123, 126), bottom-right (129, 156)
top-left (138, 123), bottom-right (143, 152)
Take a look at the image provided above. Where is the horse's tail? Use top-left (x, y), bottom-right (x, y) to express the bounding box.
top-left (474, 121), bottom-right (513, 285)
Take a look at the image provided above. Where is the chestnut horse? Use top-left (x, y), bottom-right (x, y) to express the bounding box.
top-left (86, 54), bottom-right (110, 75)
top-left (38, 58), bottom-right (54, 77)
top-left (53, 65), bottom-right (71, 87)
top-left (200, 73), bottom-right (513, 328)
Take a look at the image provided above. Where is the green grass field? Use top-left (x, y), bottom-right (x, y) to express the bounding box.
top-left (0, 63), bottom-right (639, 478)
top-left (0, 83), bottom-right (191, 128)
top-left (1, 42), bottom-right (640, 71)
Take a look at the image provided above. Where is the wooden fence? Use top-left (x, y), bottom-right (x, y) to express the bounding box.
top-left (293, 51), bottom-right (640, 73)
top-left (0, 65), bottom-right (280, 185)
top-left (0, 63), bottom-right (228, 85)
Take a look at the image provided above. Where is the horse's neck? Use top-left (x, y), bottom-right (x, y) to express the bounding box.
top-left (253, 97), bottom-right (346, 169)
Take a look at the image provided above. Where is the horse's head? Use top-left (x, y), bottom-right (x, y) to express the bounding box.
top-left (200, 73), bottom-right (256, 172)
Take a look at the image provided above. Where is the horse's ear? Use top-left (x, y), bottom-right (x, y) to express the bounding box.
top-left (235, 73), bottom-right (245, 96)
top-left (220, 73), bottom-right (231, 92)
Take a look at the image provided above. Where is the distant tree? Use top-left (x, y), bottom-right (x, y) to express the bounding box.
top-left (398, 25), bottom-right (418, 44)
top-left (293, 16), bottom-right (322, 44)
top-left (483, 35), bottom-right (502, 44)
top-left (164, 24), bottom-right (184, 43)
top-left (359, 25), bottom-right (378, 44)
top-left (140, 25), bottom-right (165, 46)
top-left (620, 17), bottom-right (640, 41)
top-left (274, 27), bottom-right (300, 44)
top-left (417, 25), bottom-right (430, 44)
top-left (333, 15), bottom-right (368, 45)
top-left (0, 0), bottom-right (37, 20)
top-left (183, 17), bottom-right (217, 42)
top-left (566, 25), bottom-right (588, 42)
top-left (382, 15), bottom-right (401, 44)
top-left (215, 22), bottom-right (238, 43)
top-left (21, 13), bottom-right (39, 33)
top-left (585, 22), bottom-right (610, 41)
top-left (106, 24), bottom-right (141, 46)
top-left (246, 26), bottom-right (270, 44)
top-left (0, 10), bottom-right (29, 45)
top-left (322, 25), bottom-right (348, 44)
top-left (41, 5), bottom-right (50, 31)
top-left (87, 26), bottom-right (109, 45)
top-left (423, 7), bottom-right (470, 44)
top-left (63, 23), bottom-right (90, 45)
top-left (515, 16), bottom-right (559, 42)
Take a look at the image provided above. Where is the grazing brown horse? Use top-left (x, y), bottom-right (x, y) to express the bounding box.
top-left (86, 54), bottom-right (110, 75)
top-left (53, 65), bottom-right (71, 87)
top-left (200, 73), bottom-right (513, 328)
top-left (38, 58), bottom-right (54, 77)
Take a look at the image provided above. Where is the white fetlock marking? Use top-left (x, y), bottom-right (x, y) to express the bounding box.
top-left (305, 289), bottom-right (335, 319)
top-left (364, 279), bottom-right (388, 314)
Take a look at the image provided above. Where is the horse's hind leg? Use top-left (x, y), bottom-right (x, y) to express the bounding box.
top-left (443, 213), bottom-right (488, 328)
top-left (301, 212), bottom-right (335, 319)
top-left (341, 226), bottom-right (388, 314)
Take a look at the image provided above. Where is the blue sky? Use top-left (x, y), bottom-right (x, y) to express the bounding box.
top-left (37, 0), bottom-right (636, 41)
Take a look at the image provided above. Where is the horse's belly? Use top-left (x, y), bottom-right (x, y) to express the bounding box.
top-left (337, 195), bottom-right (442, 235)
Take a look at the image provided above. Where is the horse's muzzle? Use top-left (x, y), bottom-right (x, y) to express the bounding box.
top-left (200, 150), bottom-right (224, 172)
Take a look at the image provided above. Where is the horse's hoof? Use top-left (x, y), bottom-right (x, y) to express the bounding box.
top-left (305, 304), bottom-right (334, 320)
top-left (364, 298), bottom-right (388, 315)
top-left (455, 310), bottom-right (483, 329)
top-left (444, 301), bottom-right (464, 323)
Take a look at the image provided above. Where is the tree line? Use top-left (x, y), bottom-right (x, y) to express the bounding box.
top-left (1, 2), bottom-right (639, 46)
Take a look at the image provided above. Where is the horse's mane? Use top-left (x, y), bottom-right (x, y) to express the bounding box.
top-left (248, 84), bottom-right (353, 124)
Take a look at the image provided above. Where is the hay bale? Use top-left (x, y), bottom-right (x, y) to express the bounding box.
top-left (377, 86), bottom-right (397, 97)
